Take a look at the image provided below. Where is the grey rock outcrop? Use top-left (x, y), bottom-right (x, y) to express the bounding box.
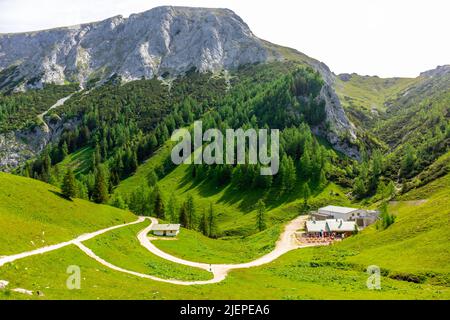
top-left (303, 59), bottom-right (359, 159)
top-left (0, 6), bottom-right (280, 87)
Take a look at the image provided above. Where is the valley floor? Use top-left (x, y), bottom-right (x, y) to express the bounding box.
top-left (0, 212), bottom-right (448, 300)
top-left (0, 172), bottom-right (449, 300)
top-left (0, 215), bottom-right (317, 287)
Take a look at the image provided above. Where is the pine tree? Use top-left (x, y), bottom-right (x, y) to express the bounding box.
top-left (301, 183), bottom-right (311, 212)
top-left (179, 203), bottom-right (189, 228)
top-left (147, 169), bottom-right (158, 187)
top-left (370, 149), bottom-right (383, 191)
top-left (42, 150), bottom-right (52, 183)
top-left (111, 194), bottom-right (127, 210)
top-left (385, 181), bottom-right (396, 199)
top-left (167, 193), bottom-right (178, 223)
top-left (94, 143), bottom-right (102, 166)
top-left (378, 202), bottom-right (396, 230)
top-left (300, 145), bottom-right (312, 179)
top-left (61, 142), bottom-right (69, 159)
top-left (280, 155), bottom-right (296, 192)
top-left (353, 177), bottom-right (367, 199)
top-left (199, 210), bottom-right (209, 236)
top-left (185, 195), bottom-right (195, 229)
top-left (153, 186), bottom-right (165, 219)
top-left (207, 203), bottom-right (218, 238)
top-left (401, 144), bottom-right (417, 177)
top-left (255, 199), bottom-right (267, 232)
top-left (61, 168), bottom-right (77, 199)
top-left (76, 180), bottom-right (89, 200)
top-left (92, 165), bottom-right (109, 204)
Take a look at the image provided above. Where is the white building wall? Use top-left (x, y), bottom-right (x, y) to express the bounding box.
top-left (152, 230), bottom-right (179, 237)
top-left (317, 209), bottom-right (365, 221)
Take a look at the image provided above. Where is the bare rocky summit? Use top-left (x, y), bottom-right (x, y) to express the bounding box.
top-left (0, 6), bottom-right (280, 88)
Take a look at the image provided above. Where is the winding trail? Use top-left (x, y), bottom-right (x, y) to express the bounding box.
top-left (0, 215), bottom-right (318, 286)
top-left (137, 216), bottom-right (313, 284)
top-left (0, 217), bottom-right (145, 268)
top-left (37, 94), bottom-right (76, 133)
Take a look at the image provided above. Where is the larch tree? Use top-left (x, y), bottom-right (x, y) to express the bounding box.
top-left (153, 186), bottom-right (165, 219)
top-left (255, 199), bottom-right (267, 232)
top-left (179, 203), bottom-right (189, 228)
top-left (92, 165), bottom-right (109, 204)
top-left (62, 168), bottom-right (77, 199)
top-left (199, 209), bottom-right (209, 236)
top-left (207, 203), bottom-right (218, 238)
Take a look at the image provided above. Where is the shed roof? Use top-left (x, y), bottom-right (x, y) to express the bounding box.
top-left (326, 219), bottom-right (356, 232)
top-left (306, 220), bottom-right (329, 233)
top-left (151, 224), bottom-right (181, 231)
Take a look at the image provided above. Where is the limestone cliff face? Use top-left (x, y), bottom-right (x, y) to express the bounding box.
top-left (0, 116), bottom-right (79, 171)
top-left (300, 57), bottom-right (359, 159)
top-left (0, 6), bottom-right (279, 88)
top-left (0, 6), bottom-right (360, 170)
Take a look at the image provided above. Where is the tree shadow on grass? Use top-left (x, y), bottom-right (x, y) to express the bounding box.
top-left (49, 190), bottom-right (74, 202)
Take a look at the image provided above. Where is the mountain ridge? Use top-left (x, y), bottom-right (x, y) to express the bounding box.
top-left (0, 6), bottom-right (281, 89)
top-left (0, 6), bottom-right (362, 170)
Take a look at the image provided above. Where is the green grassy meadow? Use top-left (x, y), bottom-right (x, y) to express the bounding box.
top-left (152, 223), bottom-right (283, 264)
top-left (0, 172), bottom-right (136, 255)
top-left (0, 241), bottom-right (447, 300)
top-left (151, 173), bottom-right (450, 287)
top-left (83, 221), bottom-right (212, 281)
top-left (335, 75), bottom-right (419, 113)
top-left (0, 171), bottom-right (449, 299)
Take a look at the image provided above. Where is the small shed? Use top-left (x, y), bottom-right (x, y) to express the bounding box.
top-left (150, 224), bottom-right (181, 237)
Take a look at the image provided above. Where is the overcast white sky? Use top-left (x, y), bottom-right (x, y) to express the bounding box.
top-left (0, 0), bottom-right (448, 77)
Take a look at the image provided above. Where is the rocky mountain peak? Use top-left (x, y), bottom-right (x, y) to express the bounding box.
top-left (419, 65), bottom-right (450, 78)
top-left (0, 6), bottom-right (279, 89)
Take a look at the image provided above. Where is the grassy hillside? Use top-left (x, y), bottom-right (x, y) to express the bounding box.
top-left (0, 172), bottom-right (448, 300)
top-left (0, 232), bottom-right (447, 300)
top-left (153, 172), bottom-right (450, 285)
top-left (334, 74), bottom-right (418, 131)
top-left (335, 74), bottom-right (418, 114)
top-left (84, 221), bottom-right (212, 281)
top-left (0, 172), bottom-right (136, 255)
top-left (115, 131), bottom-right (354, 237)
top-left (301, 172), bottom-right (450, 285)
top-left (53, 147), bottom-right (94, 178)
top-left (152, 223), bottom-right (283, 264)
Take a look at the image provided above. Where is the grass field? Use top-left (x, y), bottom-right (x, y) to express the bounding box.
top-left (335, 75), bottom-right (418, 113)
top-left (0, 171), bottom-right (449, 299)
top-left (83, 221), bottom-right (212, 281)
top-left (1, 148), bottom-right (448, 300)
top-left (54, 147), bottom-right (94, 178)
top-left (152, 223), bottom-right (283, 264)
top-left (0, 241), bottom-right (447, 300)
top-left (153, 173), bottom-right (450, 286)
top-left (0, 172), bottom-right (136, 255)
